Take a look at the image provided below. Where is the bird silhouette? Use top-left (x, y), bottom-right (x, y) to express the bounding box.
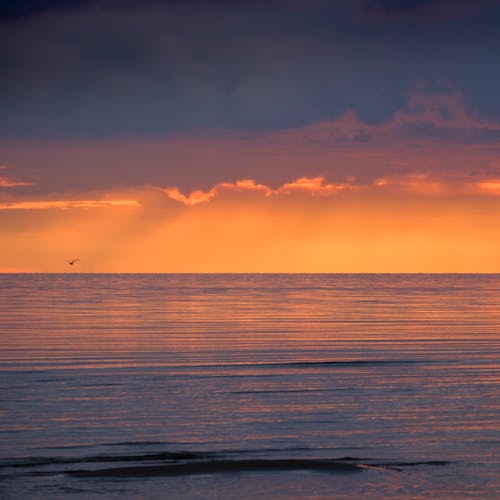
top-left (65, 258), bottom-right (80, 266)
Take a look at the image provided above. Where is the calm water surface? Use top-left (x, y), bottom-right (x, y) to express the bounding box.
top-left (1, 274), bottom-right (499, 499)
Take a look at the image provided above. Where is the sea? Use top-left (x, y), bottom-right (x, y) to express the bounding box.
top-left (0, 274), bottom-right (499, 499)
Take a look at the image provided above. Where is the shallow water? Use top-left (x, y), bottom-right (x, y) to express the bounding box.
top-left (1, 274), bottom-right (499, 498)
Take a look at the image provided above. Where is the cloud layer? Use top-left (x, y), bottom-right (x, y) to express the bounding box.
top-left (163, 173), bottom-right (500, 207)
top-left (2, 83), bottom-right (500, 197)
top-left (1, 1), bottom-right (500, 137)
top-left (0, 199), bottom-right (139, 210)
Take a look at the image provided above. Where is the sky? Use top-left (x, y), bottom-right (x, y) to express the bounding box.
top-left (1, 0), bottom-right (500, 272)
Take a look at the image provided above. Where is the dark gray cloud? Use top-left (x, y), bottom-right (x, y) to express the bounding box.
top-left (0, 0), bottom-right (85, 19)
top-left (1, 0), bottom-right (500, 138)
top-left (359, 0), bottom-right (498, 20)
top-left (0, 0), bottom-right (281, 19)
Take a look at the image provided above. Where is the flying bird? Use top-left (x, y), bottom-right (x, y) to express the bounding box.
top-left (65, 258), bottom-right (80, 266)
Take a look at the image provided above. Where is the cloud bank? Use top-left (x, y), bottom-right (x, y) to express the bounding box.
top-left (2, 1), bottom-right (500, 137)
top-left (2, 83), bottom-right (500, 197)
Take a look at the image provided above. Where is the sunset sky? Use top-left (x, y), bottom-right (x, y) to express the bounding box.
top-left (1, 0), bottom-right (500, 272)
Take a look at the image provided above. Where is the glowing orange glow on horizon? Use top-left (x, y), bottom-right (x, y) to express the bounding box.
top-left (2, 174), bottom-right (500, 273)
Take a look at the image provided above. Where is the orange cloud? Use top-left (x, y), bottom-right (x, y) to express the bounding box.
top-left (0, 176), bottom-right (33, 187)
top-left (474, 180), bottom-right (500, 195)
top-left (0, 200), bottom-right (140, 210)
top-left (373, 174), bottom-right (447, 195)
top-left (163, 173), bottom-right (500, 206)
top-left (0, 164), bottom-right (34, 187)
top-left (163, 178), bottom-right (275, 206)
top-left (163, 186), bottom-right (218, 206)
top-left (164, 176), bottom-right (359, 206)
top-left (277, 177), bottom-right (357, 195)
